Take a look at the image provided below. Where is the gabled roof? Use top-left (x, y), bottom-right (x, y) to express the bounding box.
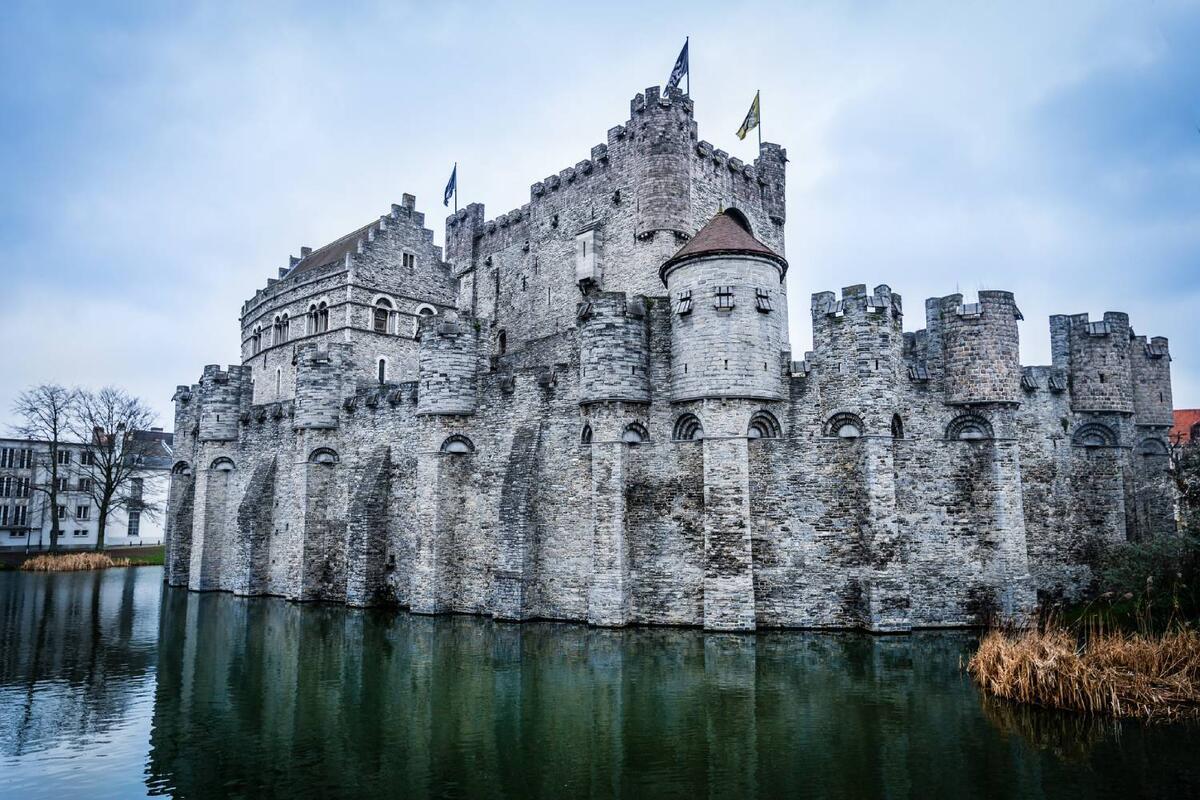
top-left (660, 210), bottom-right (787, 284)
top-left (284, 220), bottom-right (378, 281)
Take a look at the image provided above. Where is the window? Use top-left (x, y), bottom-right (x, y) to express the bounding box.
top-left (714, 286), bottom-right (735, 310)
top-left (13, 505), bottom-right (28, 526)
top-left (19, 449), bottom-right (32, 469)
top-left (0, 506), bottom-right (7, 525)
top-left (377, 358), bottom-right (387, 384)
top-left (0, 476), bottom-right (10, 497)
top-left (673, 414), bottom-right (704, 441)
top-left (497, 330), bottom-right (507, 355)
top-left (403, 253), bottom-right (416, 269)
top-left (580, 424), bottom-right (593, 445)
top-left (57, 505), bottom-right (67, 520)
top-left (275, 367), bottom-right (281, 396)
top-left (130, 478), bottom-right (143, 501)
top-left (946, 414), bottom-right (994, 441)
top-left (0, 447), bottom-right (12, 468)
top-left (621, 422), bottom-right (649, 445)
top-left (55, 478), bottom-right (68, 492)
top-left (891, 414), bottom-right (904, 440)
top-left (755, 288), bottom-right (773, 313)
top-left (56, 449), bottom-right (71, 465)
top-left (252, 325), bottom-right (263, 354)
top-left (318, 302), bottom-right (329, 333)
top-left (210, 457), bottom-right (236, 472)
top-left (748, 411), bottom-right (782, 440)
top-left (373, 298), bottom-right (393, 334)
top-left (440, 435), bottom-right (475, 454)
top-left (1072, 423), bottom-right (1117, 448)
top-left (16, 478), bottom-right (30, 498)
top-left (79, 478), bottom-right (92, 492)
top-left (309, 448), bottom-right (339, 465)
top-left (826, 412), bottom-right (864, 439)
top-left (675, 290), bottom-right (693, 315)
top-left (73, 529), bottom-right (87, 537)
top-left (81, 451), bottom-right (95, 466)
top-left (127, 510), bottom-right (140, 538)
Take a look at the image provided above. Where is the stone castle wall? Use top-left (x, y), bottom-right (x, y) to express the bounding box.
top-left (163, 86), bottom-right (1177, 632)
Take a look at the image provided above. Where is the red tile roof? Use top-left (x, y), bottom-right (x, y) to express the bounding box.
top-left (660, 211), bottom-right (786, 283)
top-left (1172, 409), bottom-right (1200, 444)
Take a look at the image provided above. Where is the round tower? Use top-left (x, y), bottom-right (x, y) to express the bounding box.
top-left (577, 292), bottom-right (651, 405)
top-left (661, 210), bottom-right (787, 403)
top-left (417, 312), bottom-right (480, 415)
top-left (1131, 335), bottom-right (1173, 426)
top-left (630, 86), bottom-right (693, 241)
top-left (1063, 312), bottom-right (1134, 414)
top-left (938, 291), bottom-right (1022, 405)
top-left (809, 284), bottom-right (903, 432)
top-left (293, 342), bottom-right (353, 429)
top-left (197, 364), bottom-right (250, 442)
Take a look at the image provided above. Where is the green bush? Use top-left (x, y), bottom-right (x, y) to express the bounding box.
top-left (1097, 530), bottom-right (1200, 623)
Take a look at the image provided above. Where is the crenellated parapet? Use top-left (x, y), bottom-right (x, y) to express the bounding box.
top-left (196, 364), bottom-right (252, 442)
top-left (937, 291), bottom-right (1022, 406)
top-left (577, 292), bottom-right (651, 405)
top-left (293, 341), bottom-right (355, 430)
top-left (629, 85), bottom-right (696, 240)
top-left (1131, 334), bottom-right (1172, 426)
top-left (417, 312), bottom-right (483, 415)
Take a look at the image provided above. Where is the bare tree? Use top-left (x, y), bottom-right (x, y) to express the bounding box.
top-left (70, 387), bottom-right (161, 551)
top-left (11, 384), bottom-right (76, 553)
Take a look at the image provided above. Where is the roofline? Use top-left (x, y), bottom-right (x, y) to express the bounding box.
top-left (659, 249), bottom-right (788, 287)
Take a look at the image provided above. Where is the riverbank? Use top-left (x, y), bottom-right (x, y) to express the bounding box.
top-left (5, 546), bottom-right (164, 572)
top-left (968, 623), bottom-right (1200, 719)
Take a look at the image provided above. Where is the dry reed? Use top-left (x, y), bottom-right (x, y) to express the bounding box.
top-left (20, 552), bottom-right (132, 572)
top-left (968, 623), bottom-right (1200, 719)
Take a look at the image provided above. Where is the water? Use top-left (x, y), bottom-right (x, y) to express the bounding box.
top-left (1, 568), bottom-right (1197, 799)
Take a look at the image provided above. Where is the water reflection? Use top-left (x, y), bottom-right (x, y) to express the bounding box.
top-left (2, 569), bottom-right (1200, 799)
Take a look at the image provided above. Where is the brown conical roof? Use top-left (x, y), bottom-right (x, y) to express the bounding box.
top-left (660, 210), bottom-right (786, 284)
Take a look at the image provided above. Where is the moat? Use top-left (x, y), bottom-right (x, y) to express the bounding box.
top-left (2, 567), bottom-right (1198, 799)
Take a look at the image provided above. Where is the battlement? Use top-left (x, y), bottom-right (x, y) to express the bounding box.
top-left (1050, 311), bottom-right (1136, 414)
top-left (194, 364), bottom-right (252, 442)
top-left (929, 291), bottom-right (1023, 406)
top-left (418, 311), bottom-right (483, 415)
top-left (811, 284), bottom-right (903, 323)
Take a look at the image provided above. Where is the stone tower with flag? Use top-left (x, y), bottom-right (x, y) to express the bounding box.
top-left (163, 85), bottom-right (1175, 631)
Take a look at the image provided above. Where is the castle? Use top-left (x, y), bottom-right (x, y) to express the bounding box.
top-left (163, 85), bottom-right (1176, 631)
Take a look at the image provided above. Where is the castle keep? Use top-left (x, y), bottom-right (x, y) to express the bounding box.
top-left (164, 86), bottom-right (1175, 631)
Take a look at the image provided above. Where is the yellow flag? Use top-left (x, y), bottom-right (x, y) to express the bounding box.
top-left (736, 91), bottom-right (760, 141)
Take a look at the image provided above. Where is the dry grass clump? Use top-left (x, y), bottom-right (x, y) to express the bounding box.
top-left (20, 552), bottom-right (132, 572)
top-left (968, 624), bottom-right (1200, 719)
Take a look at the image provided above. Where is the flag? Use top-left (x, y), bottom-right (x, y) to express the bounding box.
top-left (736, 91), bottom-right (760, 141)
top-left (666, 38), bottom-right (688, 92)
top-left (443, 164), bottom-right (457, 207)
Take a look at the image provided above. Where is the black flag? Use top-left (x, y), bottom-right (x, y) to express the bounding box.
top-left (666, 38), bottom-right (689, 92)
top-left (443, 163), bottom-right (457, 209)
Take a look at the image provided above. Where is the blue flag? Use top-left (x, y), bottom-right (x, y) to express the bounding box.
top-left (666, 38), bottom-right (688, 92)
top-left (443, 164), bottom-right (457, 208)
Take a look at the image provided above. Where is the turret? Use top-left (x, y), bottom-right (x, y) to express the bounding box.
top-left (629, 86), bottom-right (695, 240)
top-left (811, 284), bottom-right (903, 430)
top-left (1055, 312), bottom-right (1134, 413)
top-left (1131, 335), bottom-right (1173, 426)
top-left (197, 365), bottom-right (250, 442)
top-left (443, 203), bottom-right (485, 274)
top-left (417, 312), bottom-right (481, 415)
top-left (577, 292), bottom-right (651, 405)
top-left (661, 210), bottom-right (787, 403)
top-left (938, 291), bottom-right (1022, 405)
top-left (293, 342), bottom-right (354, 430)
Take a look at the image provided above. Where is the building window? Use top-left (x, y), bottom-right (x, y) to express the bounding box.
top-left (210, 457), bottom-right (236, 472)
top-left (672, 413), bottom-right (704, 441)
top-left (675, 290), bottom-right (693, 315)
top-left (714, 286), bottom-right (735, 310)
top-left (13, 505), bottom-right (28, 527)
top-left (16, 478), bottom-right (30, 498)
top-left (57, 505), bottom-right (67, 520)
top-left (748, 411), bottom-right (782, 439)
top-left (75, 504), bottom-right (90, 519)
top-left (0, 448), bottom-right (12, 468)
top-left (252, 325), bottom-right (262, 354)
top-left (19, 449), bottom-right (33, 469)
top-left (0, 476), bottom-right (10, 497)
top-left (81, 451), bottom-right (95, 466)
top-left (275, 367), bottom-right (282, 396)
top-left (318, 302), bottom-right (329, 332)
top-left (373, 298), bottom-right (394, 333)
top-left (946, 413), bottom-right (994, 441)
top-left (580, 424), bottom-right (593, 445)
top-left (378, 358), bottom-right (387, 384)
top-left (56, 449), bottom-right (71, 465)
top-left (621, 422), bottom-right (649, 445)
top-left (73, 529), bottom-right (87, 537)
top-left (0, 506), bottom-right (8, 525)
top-left (309, 448), bottom-right (339, 465)
top-left (497, 330), bottom-right (507, 355)
top-left (130, 478), bottom-right (143, 501)
top-left (755, 288), bottom-right (773, 313)
top-left (440, 435), bottom-right (475, 454)
top-left (891, 414), bottom-right (904, 440)
top-left (79, 478), bottom-right (92, 492)
top-left (403, 253), bottom-right (416, 269)
top-left (127, 510), bottom-right (140, 538)
top-left (55, 478), bottom-right (69, 492)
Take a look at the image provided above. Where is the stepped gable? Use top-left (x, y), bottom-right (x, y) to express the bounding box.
top-left (660, 209), bottom-right (786, 284)
top-left (284, 219), bottom-right (378, 280)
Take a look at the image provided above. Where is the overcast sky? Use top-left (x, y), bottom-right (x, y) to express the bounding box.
top-left (1, 1), bottom-right (1197, 431)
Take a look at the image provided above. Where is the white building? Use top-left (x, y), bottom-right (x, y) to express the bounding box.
top-left (0, 429), bottom-right (172, 550)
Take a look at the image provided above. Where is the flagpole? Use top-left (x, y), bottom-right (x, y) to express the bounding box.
top-left (686, 36), bottom-right (690, 96)
top-left (454, 162), bottom-right (458, 214)
top-left (757, 90), bottom-right (762, 150)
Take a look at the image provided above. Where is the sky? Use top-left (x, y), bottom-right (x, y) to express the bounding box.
top-left (1, 0), bottom-right (1197, 431)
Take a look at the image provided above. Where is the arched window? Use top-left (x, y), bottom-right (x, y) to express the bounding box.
top-left (279, 313), bottom-right (290, 343)
top-left (748, 410), bottom-right (782, 439)
top-left (308, 303), bottom-right (319, 334)
top-left (275, 367), bottom-right (281, 396)
top-left (441, 434), bottom-right (475, 454)
top-left (272, 315), bottom-right (282, 345)
top-left (946, 413), bottom-right (993, 441)
top-left (580, 424), bottom-right (593, 445)
top-left (373, 298), bottom-right (393, 334)
top-left (673, 413), bottom-right (704, 441)
top-left (309, 447), bottom-right (338, 465)
top-left (209, 457), bottom-right (236, 472)
top-left (621, 422), bottom-right (649, 445)
top-left (1138, 438), bottom-right (1168, 457)
top-left (377, 358), bottom-right (387, 384)
top-left (413, 304), bottom-right (436, 337)
top-left (318, 301), bottom-right (329, 332)
top-left (497, 330), bottom-right (507, 355)
top-left (891, 414), bottom-right (904, 440)
top-left (251, 325), bottom-right (262, 354)
top-left (1072, 423), bottom-right (1117, 448)
top-left (826, 412), bottom-right (863, 439)
top-left (171, 461), bottom-right (192, 476)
